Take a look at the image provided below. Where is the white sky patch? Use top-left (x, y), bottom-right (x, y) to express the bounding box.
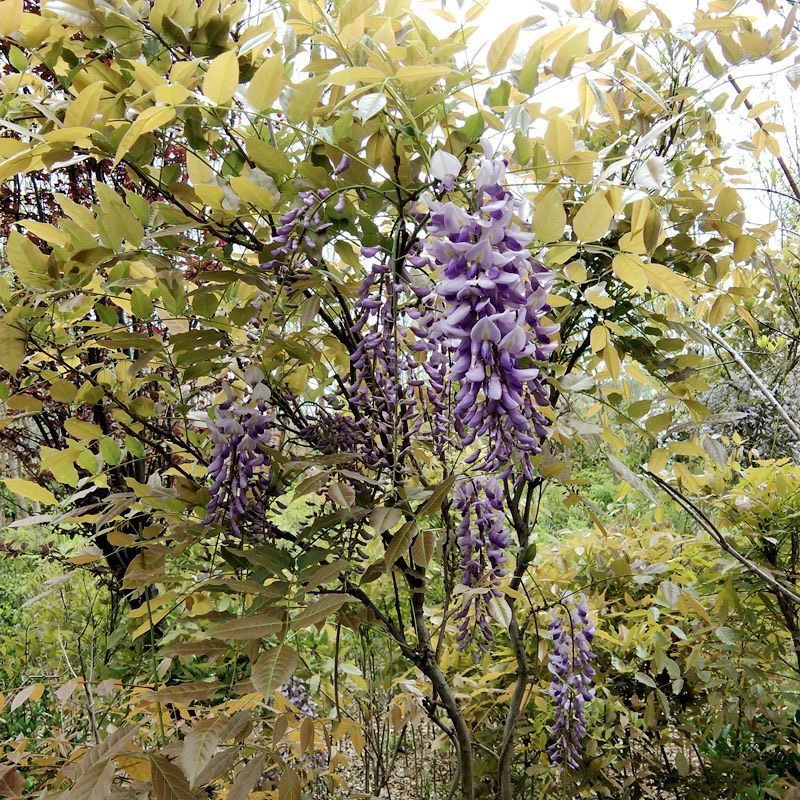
top-left (417, 0), bottom-right (799, 229)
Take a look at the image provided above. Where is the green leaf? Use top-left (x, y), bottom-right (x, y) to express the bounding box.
top-left (715, 626), bottom-right (736, 645)
top-left (634, 671), bottom-right (657, 688)
top-left (416, 475), bottom-right (455, 517)
top-left (246, 137), bottom-right (292, 177)
top-left (150, 754), bottom-right (195, 800)
top-left (369, 506), bottom-right (403, 535)
top-left (384, 520), bottom-right (416, 569)
top-left (152, 681), bottom-right (223, 704)
top-left (207, 613), bottom-right (283, 641)
top-left (66, 758), bottom-right (115, 800)
top-left (292, 594), bottom-right (348, 630)
top-left (99, 437), bottom-right (123, 466)
top-left (180, 719), bottom-right (227, 789)
top-left (131, 288), bottom-right (153, 319)
top-left (278, 767), bottom-right (301, 800)
top-left (227, 756), bottom-right (266, 800)
top-left (71, 724), bottom-right (140, 778)
top-left (287, 77), bottom-right (323, 123)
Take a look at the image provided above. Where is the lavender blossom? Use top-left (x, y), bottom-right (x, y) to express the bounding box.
top-left (261, 188), bottom-right (332, 274)
top-left (204, 381), bottom-right (276, 535)
top-left (453, 476), bottom-right (510, 650)
top-left (264, 677), bottom-right (328, 789)
top-left (547, 596), bottom-right (596, 771)
top-left (347, 244), bottom-right (450, 472)
top-left (281, 675), bottom-right (318, 716)
top-left (423, 139), bottom-right (559, 477)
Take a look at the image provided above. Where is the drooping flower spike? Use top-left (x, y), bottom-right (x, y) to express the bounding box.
top-left (348, 242), bottom-right (453, 472)
top-left (547, 595), bottom-right (596, 771)
top-left (261, 188), bottom-right (332, 275)
top-left (452, 476), bottom-right (510, 651)
top-left (422, 139), bottom-right (559, 476)
top-left (204, 378), bottom-right (276, 535)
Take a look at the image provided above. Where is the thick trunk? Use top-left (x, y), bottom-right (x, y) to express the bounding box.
top-left (407, 566), bottom-right (474, 800)
top-left (424, 658), bottom-right (475, 800)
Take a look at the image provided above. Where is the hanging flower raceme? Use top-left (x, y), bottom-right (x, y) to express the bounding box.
top-left (204, 379), bottom-right (276, 535)
top-left (453, 476), bottom-right (510, 651)
top-left (423, 141), bottom-right (559, 477)
top-left (261, 188), bottom-right (332, 275)
top-left (547, 596), bottom-right (596, 771)
top-left (264, 677), bottom-right (327, 787)
top-left (347, 244), bottom-right (446, 472)
top-left (281, 675), bottom-right (318, 716)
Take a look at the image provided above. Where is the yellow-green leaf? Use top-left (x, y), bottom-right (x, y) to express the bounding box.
top-left (487, 22), bottom-right (522, 74)
top-left (393, 65), bottom-right (451, 83)
top-left (0, 311), bottom-right (25, 374)
top-left (292, 594), bottom-right (348, 630)
top-left (203, 50), bottom-right (240, 105)
top-left (533, 186), bottom-right (566, 243)
top-left (572, 190), bottom-right (616, 242)
top-left (246, 55), bottom-right (284, 111)
top-left (114, 106), bottom-right (176, 165)
top-left (3, 478), bottom-right (57, 505)
top-left (251, 645), bottom-right (298, 699)
top-left (384, 521), bottom-right (416, 569)
top-left (64, 81), bottom-right (105, 128)
top-left (544, 117), bottom-right (575, 163)
top-left (287, 77), bottom-right (323, 123)
top-left (328, 66), bottom-right (385, 85)
top-left (641, 261), bottom-right (692, 303)
top-left (0, 0), bottom-right (23, 36)
top-left (6, 230), bottom-right (50, 288)
top-left (229, 175), bottom-right (279, 209)
top-left (612, 253), bottom-right (648, 293)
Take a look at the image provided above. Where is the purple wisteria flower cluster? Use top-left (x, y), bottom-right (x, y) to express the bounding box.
top-left (348, 244), bottom-right (452, 470)
top-left (281, 675), bottom-right (318, 716)
top-left (348, 249), bottom-right (410, 470)
top-left (204, 379), bottom-right (275, 535)
top-left (421, 141), bottom-right (559, 477)
top-left (547, 596), bottom-right (596, 771)
top-left (268, 676), bottom-right (329, 791)
top-left (261, 188), bottom-right (333, 274)
top-left (453, 476), bottom-right (510, 650)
